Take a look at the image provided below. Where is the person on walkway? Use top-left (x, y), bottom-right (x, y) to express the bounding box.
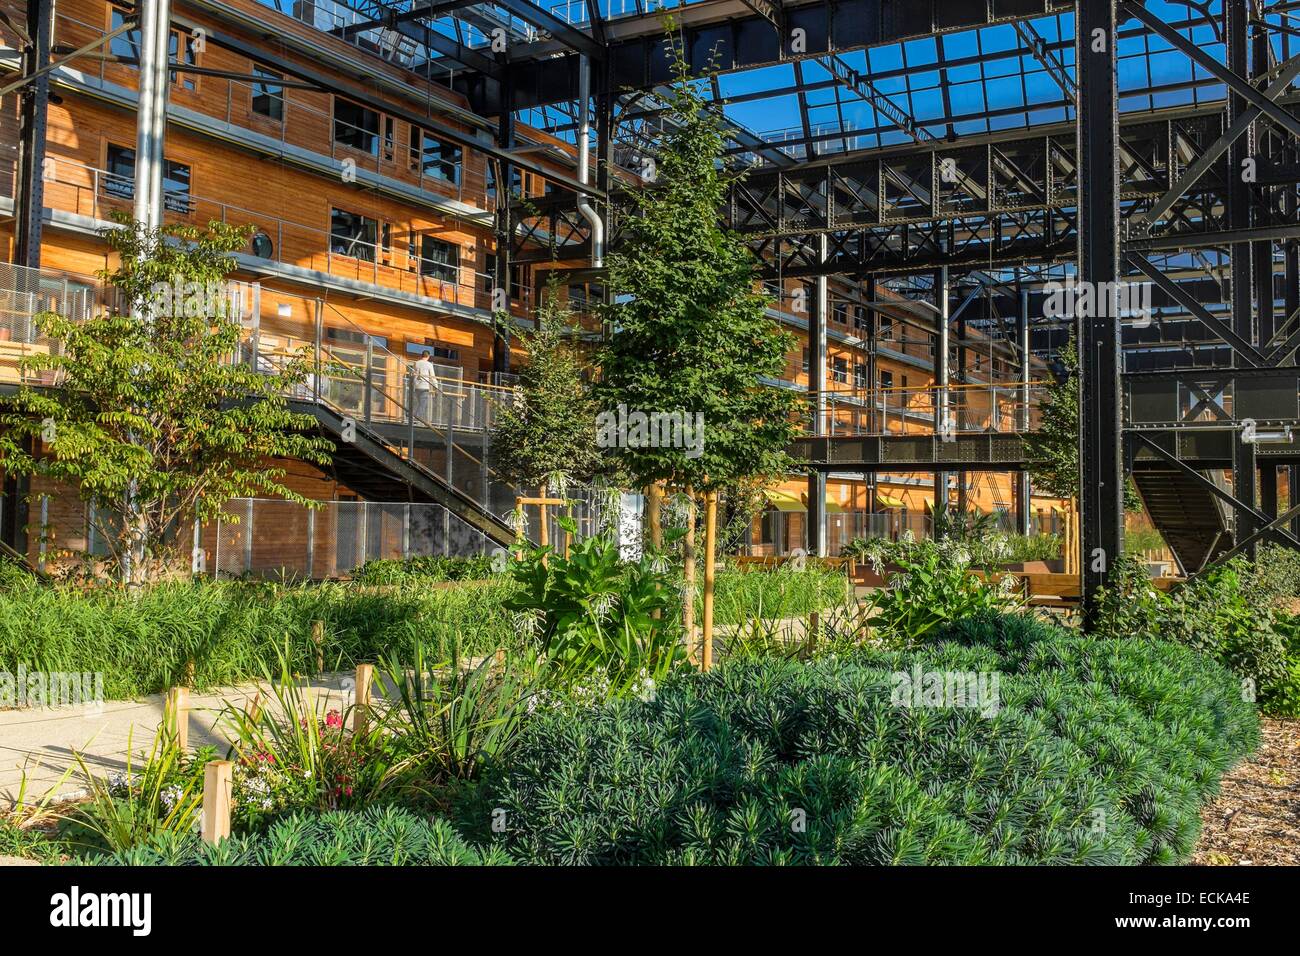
top-left (412, 350), bottom-right (438, 423)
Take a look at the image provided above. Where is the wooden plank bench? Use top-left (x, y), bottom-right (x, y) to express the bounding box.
top-left (972, 570), bottom-right (1183, 607)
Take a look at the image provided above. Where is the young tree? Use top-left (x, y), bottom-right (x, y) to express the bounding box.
top-left (489, 279), bottom-right (602, 495)
top-left (0, 218), bottom-right (331, 585)
top-left (597, 31), bottom-right (801, 665)
top-left (1025, 329), bottom-right (1141, 509)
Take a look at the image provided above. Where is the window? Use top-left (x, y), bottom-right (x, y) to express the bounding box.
top-left (249, 232), bottom-right (274, 259)
top-left (330, 208), bottom-right (377, 261)
top-left (168, 30), bottom-right (198, 91)
top-left (110, 7), bottom-right (140, 61)
top-left (420, 235), bottom-right (459, 284)
top-left (879, 370), bottom-right (894, 389)
top-left (801, 348), bottom-right (809, 375)
top-left (853, 362), bottom-right (867, 388)
top-left (832, 357), bottom-right (848, 384)
top-left (103, 144), bottom-right (192, 213)
top-left (409, 127), bottom-right (462, 184)
top-left (110, 8), bottom-right (195, 90)
top-left (383, 117), bottom-right (395, 161)
top-left (405, 341), bottom-right (460, 363)
top-left (252, 67), bottom-right (284, 121)
top-left (334, 99), bottom-right (380, 154)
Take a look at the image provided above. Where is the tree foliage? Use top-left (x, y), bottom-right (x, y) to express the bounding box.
top-left (0, 218), bottom-right (331, 584)
top-left (1025, 330), bottom-right (1141, 510)
top-left (488, 280), bottom-right (602, 492)
top-left (596, 32), bottom-right (800, 494)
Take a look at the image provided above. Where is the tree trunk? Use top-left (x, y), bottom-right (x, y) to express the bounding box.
top-left (701, 489), bottom-right (718, 671)
top-left (682, 486), bottom-right (697, 664)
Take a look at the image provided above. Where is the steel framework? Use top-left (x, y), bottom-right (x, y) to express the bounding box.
top-left (7, 0), bottom-right (1300, 623)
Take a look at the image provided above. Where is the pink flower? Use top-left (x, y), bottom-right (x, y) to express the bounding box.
top-left (325, 709), bottom-right (343, 729)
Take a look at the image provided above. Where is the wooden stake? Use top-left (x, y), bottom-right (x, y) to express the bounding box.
top-left (537, 486), bottom-right (549, 551)
top-left (165, 686), bottom-right (189, 752)
top-left (683, 487), bottom-right (697, 664)
top-left (244, 691), bottom-right (263, 724)
top-left (201, 760), bottom-right (232, 845)
top-left (352, 664), bottom-right (373, 735)
top-left (701, 490), bottom-right (718, 672)
top-left (311, 619), bottom-right (324, 673)
top-left (647, 482), bottom-right (663, 549)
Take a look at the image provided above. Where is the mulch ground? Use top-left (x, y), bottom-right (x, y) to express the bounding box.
top-left (1192, 719), bottom-right (1300, 865)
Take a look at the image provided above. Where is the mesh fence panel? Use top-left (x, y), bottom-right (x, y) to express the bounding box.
top-left (211, 498), bottom-right (492, 579)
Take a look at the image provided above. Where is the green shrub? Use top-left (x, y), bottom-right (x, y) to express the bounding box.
top-left (1241, 543), bottom-right (1300, 605)
top-left (86, 806), bottom-right (512, 866)
top-left (843, 528), bottom-right (1061, 568)
top-left (0, 575), bottom-right (521, 699)
top-left (1095, 554), bottom-right (1292, 714)
top-left (467, 612), bottom-right (1256, 865)
top-left (503, 524), bottom-right (686, 694)
top-left (864, 539), bottom-right (1022, 644)
top-left (378, 640), bottom-right (539, 782)
top-left (1266, 613), bottom-right (1300, 718)
top-left (351, 555), bottom-right (496, 585)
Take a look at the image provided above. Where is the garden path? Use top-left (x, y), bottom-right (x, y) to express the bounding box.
top-left (0, 675), bottom-right (354, 809)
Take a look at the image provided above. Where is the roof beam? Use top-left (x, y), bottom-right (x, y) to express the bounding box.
top-left (476, 0), bottom-right (1068, 110)
top-left (490, 0), bottom-right (603, 59)
top-left (1124, 0), bottom-right (1300, 141)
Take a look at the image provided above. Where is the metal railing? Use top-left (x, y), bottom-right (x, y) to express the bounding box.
top-left (803, 381), bottom-right (1048, 437)
top-left (755, 509), bottom-right (1065, 557)
top-left (0, 262), bottom-right (530, 536)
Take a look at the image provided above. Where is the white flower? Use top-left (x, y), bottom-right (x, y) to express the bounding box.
top-left (160, 784), bottom-right (183, 812)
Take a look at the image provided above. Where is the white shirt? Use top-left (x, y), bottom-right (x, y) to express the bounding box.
top-left (412, 357), bottom-right (437, 392)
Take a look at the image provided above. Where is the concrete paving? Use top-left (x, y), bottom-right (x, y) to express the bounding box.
top-left (0, 675), bottom-right (355, 809)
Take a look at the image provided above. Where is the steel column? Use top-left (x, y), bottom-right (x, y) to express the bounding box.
top-left (1261, 464), bottom-right (1279, 523)
top-left (934, 266), bottom-right (950, 522)
top-left (1017, 285), bottom-right (1033, 536)
top-left (133, 0), bottom-right (171, 232)
top-left (808, 234), bottom-right (829, 557)
top-left (1078, 0), bottom-right (1123, 628)
top-left (492, 68), bottom-right (515, 379)
top-left (14, 0), bottom-right (53, 269)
